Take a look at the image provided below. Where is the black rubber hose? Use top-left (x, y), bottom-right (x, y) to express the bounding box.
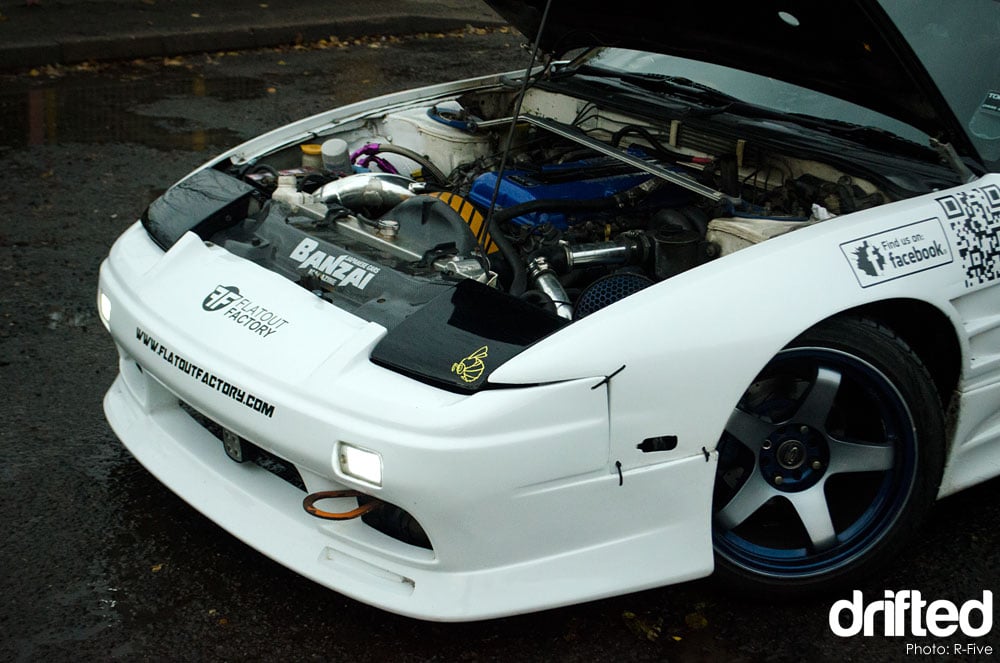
top-left (488, 213), bottom-right (528, 294)
top-left (370, 144), bottom-right (450, 186)
top-left (490, 197), bottom-right (620, 295)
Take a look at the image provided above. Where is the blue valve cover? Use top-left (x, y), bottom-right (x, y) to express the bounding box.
top-left (468, 158), bottom-right (690, 230)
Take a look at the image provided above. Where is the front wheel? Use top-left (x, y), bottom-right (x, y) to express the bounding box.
top-left (712, 317), bottom-right (945, 594)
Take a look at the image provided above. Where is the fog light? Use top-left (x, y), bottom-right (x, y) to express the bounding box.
top-left (338, 443), bottom-right (382, 486)
top-left (97, 289), bottom-right (112, 331)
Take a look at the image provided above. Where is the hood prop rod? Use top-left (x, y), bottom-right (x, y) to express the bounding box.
top-left (481, 0), bottom-right (554, 295)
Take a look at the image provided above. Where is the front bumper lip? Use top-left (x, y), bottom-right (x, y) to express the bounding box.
top-left (99, 222), bottom-right (718, 620)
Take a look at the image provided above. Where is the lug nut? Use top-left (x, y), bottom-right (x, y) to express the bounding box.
top-left (812, 460), bottom-right (822, 470)
top-left (774, 475), bottom-right (784, 485)
top-left (800, 425), bottom-right (809, 434)
top-left (762, 440), bottom-right (772, 450)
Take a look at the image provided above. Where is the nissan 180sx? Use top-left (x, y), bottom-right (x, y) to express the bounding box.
top-left (100, 0), bottom-right (1000, 620)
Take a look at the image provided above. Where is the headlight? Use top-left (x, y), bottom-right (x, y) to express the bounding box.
top-left (97, 289), bottom-right (112, 331)
top-left (338, 442), bottom-right (382, 486)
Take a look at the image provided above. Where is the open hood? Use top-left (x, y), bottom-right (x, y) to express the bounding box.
top-left (485, 0), bottom-right (979, 161)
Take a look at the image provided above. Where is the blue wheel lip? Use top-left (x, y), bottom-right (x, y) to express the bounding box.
top-left (713, 347), bottom-right (919, 579)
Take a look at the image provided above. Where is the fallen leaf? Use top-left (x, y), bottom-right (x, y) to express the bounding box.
top-left (266, 87), bottom-right (277, 94)
top-left (190, 13), bottom-right (201, 18)
top-left (622, 611), bottom-right (663, 642)
top-left (151, 563), bottom-right (164, 572)
top-left (684, 612), bottom-right (709, 630)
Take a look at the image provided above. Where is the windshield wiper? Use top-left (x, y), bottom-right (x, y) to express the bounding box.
top-left (572, 64), bottom-right (738, 113)
top-left (784, 113), bottom-right (934, 154)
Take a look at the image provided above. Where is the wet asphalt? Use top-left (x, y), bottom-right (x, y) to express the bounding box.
top-left (0, 30), bottom-right (998, 662)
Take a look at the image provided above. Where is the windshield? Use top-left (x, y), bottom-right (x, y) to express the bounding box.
top-left (878, 0), bottom-right (1000, 166)
top-left (579, 49), bottom-right (931, 146)
top-left (575, 0), bottom-right (1000, 171)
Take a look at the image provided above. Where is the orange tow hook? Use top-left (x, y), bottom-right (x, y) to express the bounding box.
top-left (303, 490), bottom-right (382, 520)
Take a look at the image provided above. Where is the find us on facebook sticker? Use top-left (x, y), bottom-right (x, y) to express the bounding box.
top-left (841, 217), bottom-right (953, 288)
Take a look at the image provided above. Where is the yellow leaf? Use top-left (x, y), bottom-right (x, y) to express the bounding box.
top-left (151, 563), bottom-right (164, 572)
top-left (684, 612), bottom-right (709, 630)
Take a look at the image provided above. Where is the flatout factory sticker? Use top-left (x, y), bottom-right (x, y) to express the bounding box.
top-left (135, 327), bottom-right (276, 418)
top-left (289, 238), bottom-right (380, 290)
top-left (202, 285), bottom-right (290, 338)
top-left (840, 218), bottom-right (953, 288)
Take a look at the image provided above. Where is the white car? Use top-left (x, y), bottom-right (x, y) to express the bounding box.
top-left (99, 1), bottom-right (1000, 620)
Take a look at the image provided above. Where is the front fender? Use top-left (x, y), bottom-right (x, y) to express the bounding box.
top-left (490, 179), bottom-right (984, 469)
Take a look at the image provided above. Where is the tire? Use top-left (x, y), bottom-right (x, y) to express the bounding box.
top-left (711, 316), bottom-right (945, 595)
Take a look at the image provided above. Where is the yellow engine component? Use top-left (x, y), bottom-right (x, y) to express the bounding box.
top-left (428, 191), bottom-right (496, 254)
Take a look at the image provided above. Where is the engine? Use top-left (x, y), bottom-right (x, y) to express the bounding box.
top-left (183, 86), bottom-right (900, 327)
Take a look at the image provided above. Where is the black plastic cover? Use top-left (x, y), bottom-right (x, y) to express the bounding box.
top-left (370, 279), bottom-right (568, 392)
top-left (142, 168), bottom-right (256, 250)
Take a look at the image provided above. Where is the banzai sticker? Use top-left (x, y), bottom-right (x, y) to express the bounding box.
top-left (840, 218), bottom-right (953, 288)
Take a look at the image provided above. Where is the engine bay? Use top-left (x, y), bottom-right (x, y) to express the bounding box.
top-left (145, 80), bottom-right (945, 333)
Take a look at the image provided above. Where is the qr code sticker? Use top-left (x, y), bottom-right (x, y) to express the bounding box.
top-left (936, 184), bottom-right (1000, 287)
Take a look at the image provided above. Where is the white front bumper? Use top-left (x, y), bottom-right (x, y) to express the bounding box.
top-left (100, 222), bottom-right (715, 620)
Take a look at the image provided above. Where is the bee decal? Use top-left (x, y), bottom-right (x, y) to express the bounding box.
top-left (451, 345), bottom-right (489, 383)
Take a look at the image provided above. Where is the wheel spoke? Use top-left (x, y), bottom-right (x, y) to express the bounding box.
top-left (724, 408), bottom-right (774, 452)
top-left (793, 367), bottom-right (841, 429)
top-left (827, 438), bottom-right (895, 474)
top-left (787, 486), bottom-right (837, 551)
top-left (715, 474), bottom-right (778, 530)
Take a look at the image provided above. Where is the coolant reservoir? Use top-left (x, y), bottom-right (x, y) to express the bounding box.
top-left (381, 106), bottom-right (492, 174)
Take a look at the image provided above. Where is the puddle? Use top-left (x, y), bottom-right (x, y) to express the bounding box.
top-left (0, 74), bottom-right (266, 151)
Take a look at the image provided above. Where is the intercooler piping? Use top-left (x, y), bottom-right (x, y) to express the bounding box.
top-left (526, 234), bottom-right (650, 319)
top-left (315, 172), bottom-right (418, 210)
top-left (492, 178), bottom-right (663, 296)
top-left (527, 256), bottom-right (574, 320)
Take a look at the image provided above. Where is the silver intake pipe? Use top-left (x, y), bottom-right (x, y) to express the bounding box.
top-left (528, 257), bottom-right (574, 320)
top-left (316, 173), bottom-right (417, 211)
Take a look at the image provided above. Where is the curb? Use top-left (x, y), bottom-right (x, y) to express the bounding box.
top-left (0, 14), bottom-right (509, 71)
